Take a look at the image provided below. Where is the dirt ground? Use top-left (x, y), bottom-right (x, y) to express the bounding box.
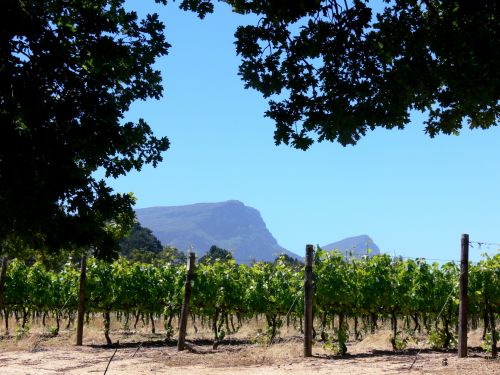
top-left (1, 343), bottom-right (499, 375)
top-left (0, 323), bottom-right (498, 375)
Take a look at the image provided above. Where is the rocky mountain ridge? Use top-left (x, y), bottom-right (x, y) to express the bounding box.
top-left (135, 200), bottom-right (297, 263)
top-left (322, 234), bottom-right (381, 257)
top-left (136, 201), bottom-right (381, 263)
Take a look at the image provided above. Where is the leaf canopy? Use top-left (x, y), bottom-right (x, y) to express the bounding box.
top-left (1, 0), bottom-right (170, 258)
top-left (231, 0), bottom-right (499, 149)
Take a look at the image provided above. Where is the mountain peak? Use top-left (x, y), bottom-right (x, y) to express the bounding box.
top-left (322, 235), bottom-right (381, 257)
top-left (135, 201), bottom-right (296, 263)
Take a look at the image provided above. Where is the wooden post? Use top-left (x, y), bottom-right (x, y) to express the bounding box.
top-left (0, 256), bottom-right (8, 312)
top-left (76, 255), bottom-right (87, 346)
top-left (490, 307), bottom-right (498, 358)
top-left (0, 256), bottom-right (9, 312)
top-left (177, 252), bottom-right (195, 351)
top-left (304, 244), bottom-right (314, 357)
top-left (458, 234), bottom-right (469, 358)
top-left (0, 256), bottom-right (7, 335)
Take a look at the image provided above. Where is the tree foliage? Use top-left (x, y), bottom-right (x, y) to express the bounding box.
top-left (1, 0), bottom-right (169, 259)
top-left (199, 245), bottom-right (234, 264)
top-left (119, 222), bottom-right (163, 258)
top-left (229, 0), bottom-right (499, 149)
top-left (2, 0), bottom-right (497, 259)
top-left (158, 245), bottom-right (188, 265)
top-left (274, 253), bottom-right (303, 268)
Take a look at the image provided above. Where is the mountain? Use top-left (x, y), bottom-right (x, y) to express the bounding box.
top-left (322, 235), bottom-right (381, 257)
top-left (135, 200), bottom-right (298, 263)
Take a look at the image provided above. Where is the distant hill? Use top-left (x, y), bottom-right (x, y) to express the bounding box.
top-left (322, 235), bottom-right (381, 257)
top-left (135, 200), bottom-right (298, 263)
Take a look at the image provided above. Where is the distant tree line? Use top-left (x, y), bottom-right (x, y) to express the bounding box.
top-left (118, 223), bottom-right (302, 266)
top-left (0, 221), bottom-right (301, 270)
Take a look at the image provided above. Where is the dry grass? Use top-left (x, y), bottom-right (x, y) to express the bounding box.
top-left (0, 316), bottom-right (498, 375)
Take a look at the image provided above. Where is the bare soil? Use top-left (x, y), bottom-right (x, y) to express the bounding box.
top-left (0, 322), bottom-right (498, 375)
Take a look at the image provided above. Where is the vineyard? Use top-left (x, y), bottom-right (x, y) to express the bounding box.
top-left (1, 250), bottom-right (498, 359)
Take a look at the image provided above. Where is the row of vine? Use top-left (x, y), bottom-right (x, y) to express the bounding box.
top-left (1, 251), bottom-right (498, 353)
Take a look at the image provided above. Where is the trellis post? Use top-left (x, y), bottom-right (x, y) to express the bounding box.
top-left (76, 255), bottom-right (87, 346)
top-left (458, 234), bottom-right (469, 358)
top-left (304, 244), bottom-right (314, 357)
top-left (0, 256), bottom-right (8, 319)
top-left (178, 252), bottom-right (195, 351)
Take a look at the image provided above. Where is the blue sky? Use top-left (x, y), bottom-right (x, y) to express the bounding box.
top-left (109, 1), bottom-right (500, 262)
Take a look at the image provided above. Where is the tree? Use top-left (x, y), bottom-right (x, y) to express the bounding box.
top-left (274, 253), bottom-right (303, 268)
top-left (4, 1), bottom-right (496, 260)
top-left (119, 222), bottom-right (163, 259)
top-left (1, 0), bottom-right (170, 259)
top-left (158, 245), bottom-right (188, 265)
top-left (229, 0), bottom-right (499, 149)
top-left (199, 245), bottom-right (233, 264)
top-left (119, 223), bottom-right (189, 264)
